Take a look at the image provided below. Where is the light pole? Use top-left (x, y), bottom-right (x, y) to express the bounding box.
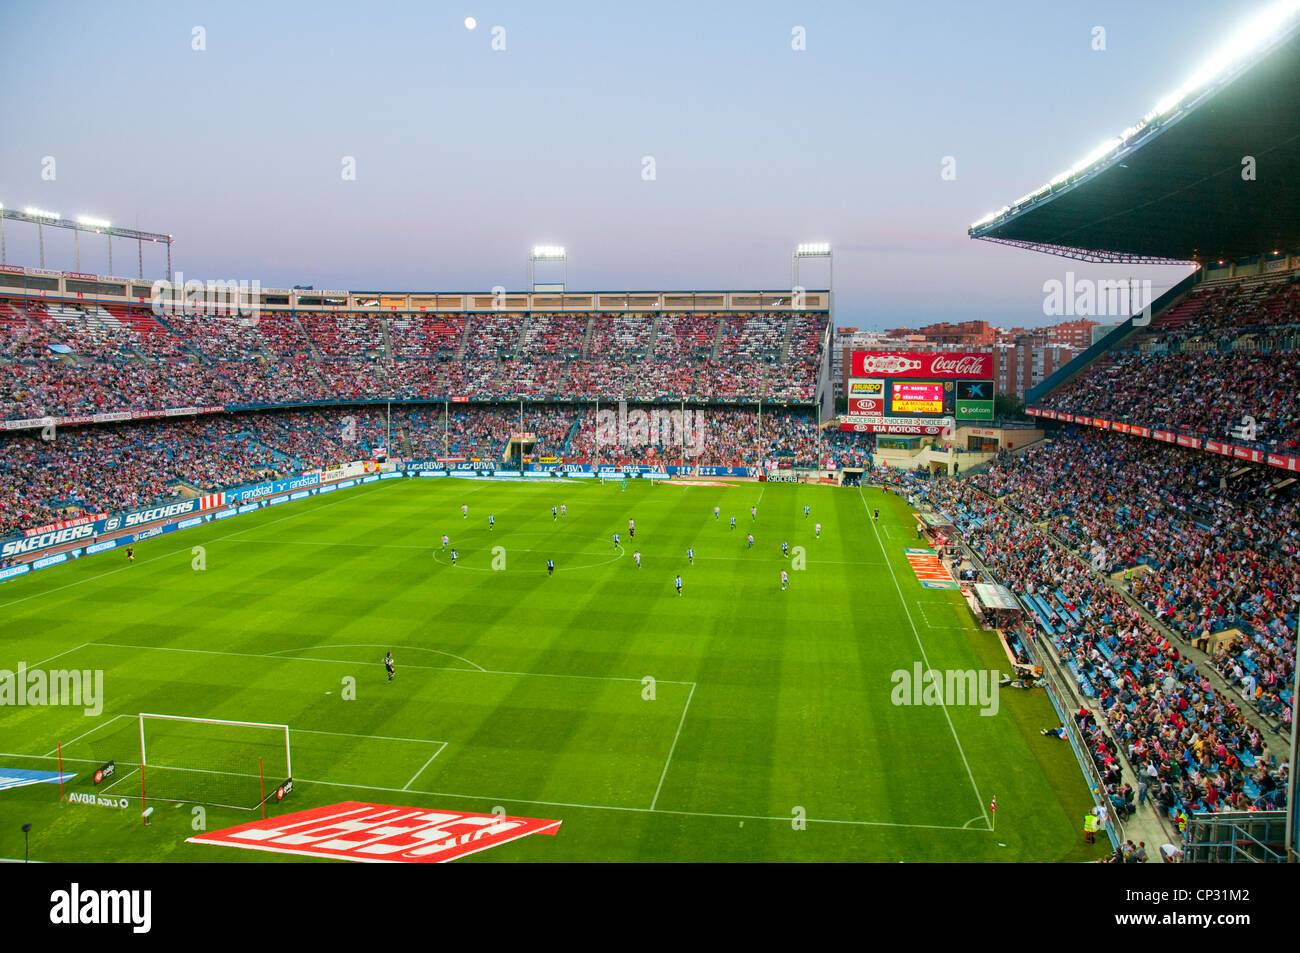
top-left (529, 245), bottom-right (566, 292)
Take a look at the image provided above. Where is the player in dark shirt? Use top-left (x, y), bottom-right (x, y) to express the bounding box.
top-left (383, 652), bottom-right (395, 681)
top-left (126, 546), bottom-right (135, 563)
top-left (547, 558), bottom-right (555, 576)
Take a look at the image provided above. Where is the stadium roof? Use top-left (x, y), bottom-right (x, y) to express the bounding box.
top-left (969, 2), bottom-right (1300, 264)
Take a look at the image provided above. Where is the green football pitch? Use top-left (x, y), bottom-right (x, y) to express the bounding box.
top-left (0, 477), bottom-right (1107, 862)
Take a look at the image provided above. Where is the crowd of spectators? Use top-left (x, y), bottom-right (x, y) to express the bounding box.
top-left (1041, 277), bottom-right (1300, 450)
top-left (872, 446), bottom-right (1292, 821)
top-left (973, 430), bottom-right (1297, 700)
top-left (0, 303), bottom-right (827, 417)
top-left (0, 404), bottom-right (870, 536)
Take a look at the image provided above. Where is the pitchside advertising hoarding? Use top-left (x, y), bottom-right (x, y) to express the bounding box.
top-left (843, 352), bottom-right (995, 431)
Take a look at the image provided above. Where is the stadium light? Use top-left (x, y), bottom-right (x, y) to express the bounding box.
top-left (528, 244), bottom-right (567, 292)
top-left (794, 242), bottom-right (831, 257)
top-left (970, 0), bottom-right (1300, 231)
top-left (76, 215), bottom-right (111, 230)
top-left (24, 206), bottom-right (60, 220)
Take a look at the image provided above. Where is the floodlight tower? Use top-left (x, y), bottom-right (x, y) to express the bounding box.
top-left (24, 206), bottom-right (61, 269)
top-left (74, 215), bottom-right (112, 272)
top-left (792, 242), bottom-right (833, 319)
top-left (1, 204), bottom-right (172, 277)
top-left (529, 245), bottom-right (567, 292)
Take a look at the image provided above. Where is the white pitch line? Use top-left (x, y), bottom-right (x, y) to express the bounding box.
top-left (0, 750), bottom-right (987, 833)
top-left (269, 644), bottom-right (487, 673)
top-left (292, 727), bottom-right (447, 746)
top-left (96, 765), bottom-right (139, 795)
top-left (89, 641), bottom-right (696, 686)
top-left (42, 713), bottom-right (130, 758)
top-left (650, 681), bottom-right (695, 810)
top-left (859, 486), bottom-right (990, 828)
top-left (401, 742), bottom-right (449, 790)
top-left (26, 642), bottom-right (90, 669)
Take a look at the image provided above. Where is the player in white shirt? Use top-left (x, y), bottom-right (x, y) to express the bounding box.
top-left (441, 534), bottom-right (449, 551)
top-left (461, 504), bottom-right (468, 519)
top-left (781, 570), bottom-right (789, 591)
top-left (815, 522), bottom-right (822, 539)
top-left (746, 533), bottom-right (754, 549)
top-left (713, 506), bottom-right (720, 521)
top-left (633, 551), bottom-right (641, 568)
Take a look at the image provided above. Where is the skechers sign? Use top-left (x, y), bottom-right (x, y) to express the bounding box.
top-left (2, 523), bottom-right (98, 558)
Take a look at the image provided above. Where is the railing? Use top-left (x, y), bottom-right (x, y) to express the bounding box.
top-left (1182, 811), bottom-right (1288, 863)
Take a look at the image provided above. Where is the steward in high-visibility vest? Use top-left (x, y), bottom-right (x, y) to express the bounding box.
top-left (1083, 813), bottom-right (1099, 843)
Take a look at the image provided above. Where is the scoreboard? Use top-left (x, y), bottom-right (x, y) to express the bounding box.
top-left (842, 351), bottom-right (995, 434)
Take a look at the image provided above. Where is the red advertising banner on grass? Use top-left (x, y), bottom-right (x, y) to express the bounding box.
top-left (187, 801), bottom-right (562, 863)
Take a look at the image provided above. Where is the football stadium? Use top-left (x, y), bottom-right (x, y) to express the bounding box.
top-left (0, 2), bottom-right (1296, 910)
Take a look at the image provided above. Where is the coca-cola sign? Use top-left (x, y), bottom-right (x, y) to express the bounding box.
top-left (851, 351), bottom-right (992, 379)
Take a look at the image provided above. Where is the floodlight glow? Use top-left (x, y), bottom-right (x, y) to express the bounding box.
top-left (795, 242), bottom-right (831, 256)
top-left (77, 215), bottom-right (111, 229)
top-left (25, 207), bottom-right (60, 220)
top-left (532, 245), bottom-right (565, 259)
top-left (970, 0), bottom-right (1300, 231)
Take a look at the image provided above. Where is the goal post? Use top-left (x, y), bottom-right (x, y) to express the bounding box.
top-left (138, 713), bottom-right (292, 811)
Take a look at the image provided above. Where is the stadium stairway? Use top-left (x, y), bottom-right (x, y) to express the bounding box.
top-left (709, 316), bottom-right (725, 360)
top-left (779, 314), bottom-right (795, 363)
top-left (453, 318), bottom-right (472, 360)
top-left (645, 312), bottom-right (662, 355)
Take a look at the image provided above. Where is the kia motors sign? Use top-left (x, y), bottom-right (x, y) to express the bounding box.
top-left (851, 351), bottom-right (992, 379)
top-left (187, 801), bottom-right (562, 863)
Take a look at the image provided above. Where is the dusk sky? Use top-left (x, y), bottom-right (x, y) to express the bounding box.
top-left (0, 0), bottom-right (1259, 328)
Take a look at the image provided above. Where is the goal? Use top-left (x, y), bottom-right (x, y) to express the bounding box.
top-left (138, 713), bottom-right (292, 811)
